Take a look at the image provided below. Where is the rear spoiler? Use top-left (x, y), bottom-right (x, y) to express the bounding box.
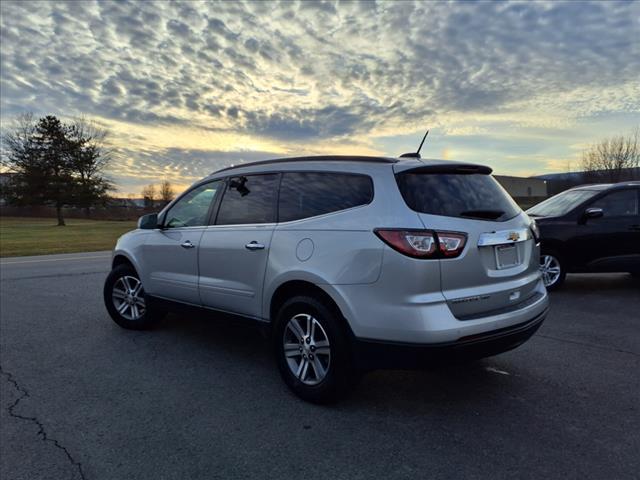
top-left (393, 163), bottom-right (492, 175)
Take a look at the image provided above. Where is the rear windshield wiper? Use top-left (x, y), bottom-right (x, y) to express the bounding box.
top-left (460, 209), bottom-right (505, 220)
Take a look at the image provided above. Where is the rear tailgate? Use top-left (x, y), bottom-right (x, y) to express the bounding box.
top-left (394, 163), bottom-right (542, 319)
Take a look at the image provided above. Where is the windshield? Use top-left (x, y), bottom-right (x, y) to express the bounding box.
top-left (395, 172), bottom-right (521, 221)
top-left (527, 189), bottom-right (599, 217)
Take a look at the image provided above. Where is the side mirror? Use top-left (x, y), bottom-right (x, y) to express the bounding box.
top-left (579, 207), bottom-right (603, 224)
top-left (138, 213), bottom-right (159, 230)
top-left (585, 207), bottom-right (603, 219)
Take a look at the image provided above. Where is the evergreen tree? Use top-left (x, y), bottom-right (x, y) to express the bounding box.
top-left (3, 115), bottom-right (74, 225)
top-left (2, 114), bottom-right (115, 225)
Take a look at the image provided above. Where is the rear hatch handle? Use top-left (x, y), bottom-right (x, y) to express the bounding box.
top-left (477, 228), bottom-right (532, 247)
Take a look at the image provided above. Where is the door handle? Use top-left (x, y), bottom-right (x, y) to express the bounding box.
top-left (245, 241), bottom-right (265, 251)
top-left (181, 240), bottom-right (195, 249)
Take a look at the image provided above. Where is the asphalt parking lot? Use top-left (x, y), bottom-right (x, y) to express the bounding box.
top-left (1, 252), bottom-right (639, 480)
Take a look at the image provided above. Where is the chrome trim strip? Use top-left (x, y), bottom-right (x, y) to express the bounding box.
top-left (478, 228), bottom-right (531, 247)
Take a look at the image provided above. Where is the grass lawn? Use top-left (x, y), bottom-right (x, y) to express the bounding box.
top-left (0, 216), bottom-right (137, 257)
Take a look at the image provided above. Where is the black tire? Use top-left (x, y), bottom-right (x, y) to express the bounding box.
top-left (540, 250), bottom-right (566, 291)
top-left (103, 264), bottom-right (164, 330)
top-left (273, 295), bottom-right (356, 404)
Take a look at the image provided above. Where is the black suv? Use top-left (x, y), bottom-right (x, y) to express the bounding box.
top-left (527, 181), bottom-right (640, 290)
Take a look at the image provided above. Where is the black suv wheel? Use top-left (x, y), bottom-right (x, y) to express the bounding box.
top-left (540, 250), bottom-right (566, 291)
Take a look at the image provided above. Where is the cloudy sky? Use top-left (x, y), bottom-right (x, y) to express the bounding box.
top-left (1, 0), bottom-right (639, 195)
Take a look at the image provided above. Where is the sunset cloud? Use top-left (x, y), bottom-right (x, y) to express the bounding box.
top-left (1, 0), bottom-right (638, 194)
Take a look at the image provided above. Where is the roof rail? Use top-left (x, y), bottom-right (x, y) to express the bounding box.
top-left (212, 155), bottom-right (398, 175)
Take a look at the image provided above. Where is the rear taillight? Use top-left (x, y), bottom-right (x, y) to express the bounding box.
top-left (374, 229), bottom-right (466, 259)
top-left (374, 229), bottom-right (437, 258)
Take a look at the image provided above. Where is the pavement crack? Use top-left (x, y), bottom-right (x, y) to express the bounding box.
top-left (536, 334), bottom-right (639, 357)
top-left (0, 366), bottom-right (88, 480)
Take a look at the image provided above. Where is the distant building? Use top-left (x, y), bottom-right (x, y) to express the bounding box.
top-left (533, 167), bottom-right (639, 195)
top-left (494, 175), bottom-right (547, 208)
top-left (108, 197), bottom-right (146, 208)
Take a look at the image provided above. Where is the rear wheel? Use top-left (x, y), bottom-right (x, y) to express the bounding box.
top-left (104, 264), bottom-right (164, 330)
top-left (273, 295), bottom-right (356, 403)
top-left (540, 251), bottom-right (565, 291)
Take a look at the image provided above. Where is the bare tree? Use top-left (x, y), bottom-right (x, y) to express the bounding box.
top-left (581, 128), bottom-right (639, 183)
top-left (159, 180), bottom-right (175, 207)
top-left (141, 184), bottom-right (157, 209)
top-left (67, 117), bottom-right (114, 215)
top-left (0, 113), bottom-right (37, 180)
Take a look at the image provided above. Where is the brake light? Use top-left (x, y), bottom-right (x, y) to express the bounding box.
top-left (374, 229), bottom-right (466, 259)
top-left (374, 229), bottom-right (437, 258)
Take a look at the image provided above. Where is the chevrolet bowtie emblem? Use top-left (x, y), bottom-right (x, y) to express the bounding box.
top-left (508, 232), bottom-right (520, 242)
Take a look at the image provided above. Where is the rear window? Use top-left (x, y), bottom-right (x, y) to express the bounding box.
top-left (216, 174), bottom-right (279, 225)
top-left (396, 173), bottom-right (520, 221)
top-left (278, 172), bottom-right (373, 222)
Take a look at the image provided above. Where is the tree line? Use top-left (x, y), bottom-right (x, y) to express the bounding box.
top-left (141, 180), bottom-right (175, 208)
top-left (1, 114), bottom-right (113, 225)
top-left (580, 127), bottom-right (639, 183)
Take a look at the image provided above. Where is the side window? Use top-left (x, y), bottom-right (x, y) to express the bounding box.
top-left (164, 181), bottom-right (221, 228)
top-left (590, 189), bottom-right (639, 217)
top-left (216, 174), bottom-right (279, 225)
top-left (278, 172), bottom-right (373, 222)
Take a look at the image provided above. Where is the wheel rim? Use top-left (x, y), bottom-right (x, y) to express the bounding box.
top-left (282, 313), bottom-right (331, 386)
top-left (112, 275), bottom-right (146, 320)
top-left (540, 255), bottom-right (561, 287)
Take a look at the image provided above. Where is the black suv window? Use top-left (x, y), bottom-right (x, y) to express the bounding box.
top-left (590, 189), bottom-right (639, 217)
top-left (396, 172), bottom-right (520, 221)
top-left (216, 174), bottom-right (279, 225)
top-left (164, 181), bottom-right (221, 228)
top-left (278, 172), bottom-right (373, 222)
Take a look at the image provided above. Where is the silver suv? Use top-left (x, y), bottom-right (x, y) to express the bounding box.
top-left (104, 156), bottom-right (549, 402)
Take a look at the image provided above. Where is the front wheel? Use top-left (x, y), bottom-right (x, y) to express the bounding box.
top-left (540, 252), bottom-right (566, 291)
top-left (103, 264), bottom-right (163, 330)
top-left (273, 295), bottom-right (356, 404)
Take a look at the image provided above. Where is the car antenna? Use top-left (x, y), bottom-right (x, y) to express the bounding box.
top-left (399, 130), bottom-right (429, 159)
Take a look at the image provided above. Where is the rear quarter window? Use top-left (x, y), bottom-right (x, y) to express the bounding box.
top-left (278, 172), bottom-right (373, 222)
top-left (396, 172), bottom-right (521, 221)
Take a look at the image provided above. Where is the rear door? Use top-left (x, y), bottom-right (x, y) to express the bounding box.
top-left (394, 166), bottom-right (540, 319)
top-left (198, 173), bottom-right (279, 318)
top-left (570, 188), bottom-right (640, 271)
top-left (141, 181), bottom-right (222, 305)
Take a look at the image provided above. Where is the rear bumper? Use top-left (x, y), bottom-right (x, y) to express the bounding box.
top-left (353, 307), bottom-right (548, 370)
top-left (329, 275), bottom-right (549, 343)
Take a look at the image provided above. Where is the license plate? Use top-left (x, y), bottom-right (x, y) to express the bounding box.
top-left (495, 244), bottom-right (520, 269)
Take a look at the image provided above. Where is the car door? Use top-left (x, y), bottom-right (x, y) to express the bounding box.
top-left (140, 180), bottom-right (222, 305)
top-left (198, 173), bottom-right (279, 318)
top-left (570, 188), bottom-right (640, 271)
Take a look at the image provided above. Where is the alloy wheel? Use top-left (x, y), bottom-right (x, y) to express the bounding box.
top-left (112, 275), bottom-right (146, 321)
top-left (540, 255), bottom-right (561, 288)
top-left (283, 313), bottom-right (331, 386)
